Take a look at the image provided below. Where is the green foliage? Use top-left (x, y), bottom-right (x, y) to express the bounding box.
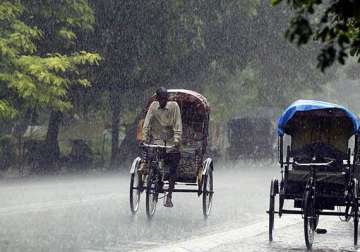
top-left (272, 0), bottom-right (360, 71)
top-left (0, 1), bottom-right (100, 119)
top-left (0, 101), bottom-right (16, 118)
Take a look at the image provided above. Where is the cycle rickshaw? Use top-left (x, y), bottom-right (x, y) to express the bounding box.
top-left (268, 100), bottom-right (360, 249)
top-left (129, 89), bottom-right (214, 219)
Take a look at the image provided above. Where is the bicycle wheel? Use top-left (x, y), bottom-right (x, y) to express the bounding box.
top-left (202, 170), bottom-right (213, 218)
top-left (353, 178), bottom-right (359, 245)
top-left (304, 190), bottom-right (316, 250)
top-left (269, 181), bottom-right (275, 242)
top-left (129, 171), bottom-right (141, 214)
top-left (354, 202), bottom-right (358, 245)
top-left (146, 173), bottom-right (158, 219)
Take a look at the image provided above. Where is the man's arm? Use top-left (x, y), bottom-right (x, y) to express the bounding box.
top-left (173, 102), bottom-right (182, 145)
top-left (142, 102), bottom-right (156, 143)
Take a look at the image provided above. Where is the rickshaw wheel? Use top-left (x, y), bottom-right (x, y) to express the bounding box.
top-left (354, 202), bottom-right (358, 246)
top-left (304, 190), bottom-right (316, 250)
top-left (269, 180), bottom-right (276, 242)
top-left (129, 172), bottom-right (141, 214)
top-left (146, 173), bottom-right (158, 219)
top-left (129, 158), bottom-right (142, 215)
top-left (202, 170), bottom-right (213, 218)
top-left (353, 178), bottom-right (359, 245)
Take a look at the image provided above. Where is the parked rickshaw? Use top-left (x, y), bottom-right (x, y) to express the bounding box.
top-left (129, 89), bottom-right (214, 219)
top-left (268, 100), bottom-right (360, 249)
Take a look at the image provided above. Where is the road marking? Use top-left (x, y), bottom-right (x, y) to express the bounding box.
top-left (134, 216), bottom-right (300, 252)
top-left (0, 193), bottom-right (119, 216)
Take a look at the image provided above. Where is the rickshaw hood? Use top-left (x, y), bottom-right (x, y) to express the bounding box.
top-left (277, 99), bottom-right (360, 136)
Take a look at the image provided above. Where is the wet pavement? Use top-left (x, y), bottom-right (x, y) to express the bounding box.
top-left (142, 215), bottom-right (360, 251)
top-left (213, 216), bottom-right (360, 252)
top-left (0, 161), bottom-right (358, 251)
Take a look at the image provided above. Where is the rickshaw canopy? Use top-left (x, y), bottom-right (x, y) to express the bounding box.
top-left (277, 100), bottom-right (360, 137)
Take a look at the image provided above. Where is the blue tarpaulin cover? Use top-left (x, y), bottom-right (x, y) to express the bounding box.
top-left (277, 100), bottom-right (360, 136)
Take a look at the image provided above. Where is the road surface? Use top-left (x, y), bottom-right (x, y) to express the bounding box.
top-left (0, 161), bottom-right (358, 251)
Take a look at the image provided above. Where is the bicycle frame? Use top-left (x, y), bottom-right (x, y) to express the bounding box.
top-left (141, 143), bottom-right (175, 192)
top-left (143, 143), bottom-right (174, 179)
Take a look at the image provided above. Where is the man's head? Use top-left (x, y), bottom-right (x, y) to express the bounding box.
top-left (156, 87), bottom-right (168, 109)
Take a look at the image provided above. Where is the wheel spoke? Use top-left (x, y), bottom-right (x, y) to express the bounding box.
top-left (130, 165), bottom-right (143, 215)
top-left (146, 174), bottom-right (158, 219)
top-left (203, 172), bottom-right (213, 218)
top-left (304, 190), bottom-right (315, 249)
top-left (269, 180), bottom-right (275, 242)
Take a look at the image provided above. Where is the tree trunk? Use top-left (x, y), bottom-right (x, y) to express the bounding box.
top-left (109, 92), bottom-right (121, 168)
top-left (44, 110), bottom-right (62, 171)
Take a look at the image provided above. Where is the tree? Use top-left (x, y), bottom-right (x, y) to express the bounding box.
top-left (272, 0), bottom-right (360, 71)
top-left (0, 1), bottom-right (100, 169)
top-left (0, 1), bottom-right (100, 117)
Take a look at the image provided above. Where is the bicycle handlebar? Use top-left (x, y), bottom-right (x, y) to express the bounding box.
top-left (140, 143), bottom-right (175, 149)
top-left (293, 160), bottom-right (334, 167)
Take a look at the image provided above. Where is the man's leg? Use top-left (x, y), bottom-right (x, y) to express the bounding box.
top-left (164, 152), bottom-right (180, 207)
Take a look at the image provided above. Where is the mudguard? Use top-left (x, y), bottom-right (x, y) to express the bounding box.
top-left (129, 157), bottom-right (142, 174)
top-left (202, 158), bottom-right (214, 176)
top-left (270, 178), bottom-right (279, 196)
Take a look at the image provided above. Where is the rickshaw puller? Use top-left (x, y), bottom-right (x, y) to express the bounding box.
top-left (141, 87), bottom-right (182, 208)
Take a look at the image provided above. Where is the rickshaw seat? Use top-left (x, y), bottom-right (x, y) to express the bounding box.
top-left (291, 143), bottom-right (347, 172)
top-left (182, 122), bottom-right (205, 143)
top-left (287, 169), bottom-right (347, 185)
top-left (292, 143), bottom-right (346, 159)
top-left (172, 137), bottom-right (203, 183)
top-left (176, 121), bottom-right (204, 183)
top-left (286, 169), bottom-right (347, 197)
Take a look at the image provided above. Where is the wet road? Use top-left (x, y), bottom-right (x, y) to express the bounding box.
top-left (0, 161), bottom-right (358, 251)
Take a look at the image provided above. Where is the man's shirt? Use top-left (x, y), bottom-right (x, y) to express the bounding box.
top-left (142, 101), bottom-right (182, 146)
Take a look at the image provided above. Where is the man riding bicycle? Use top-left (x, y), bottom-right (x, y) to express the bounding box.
top-left (141, 87), bottom-right (182, 208)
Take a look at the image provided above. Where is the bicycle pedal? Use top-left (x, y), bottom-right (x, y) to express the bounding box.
top-left (315, 228), bottom-right (327, 234)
